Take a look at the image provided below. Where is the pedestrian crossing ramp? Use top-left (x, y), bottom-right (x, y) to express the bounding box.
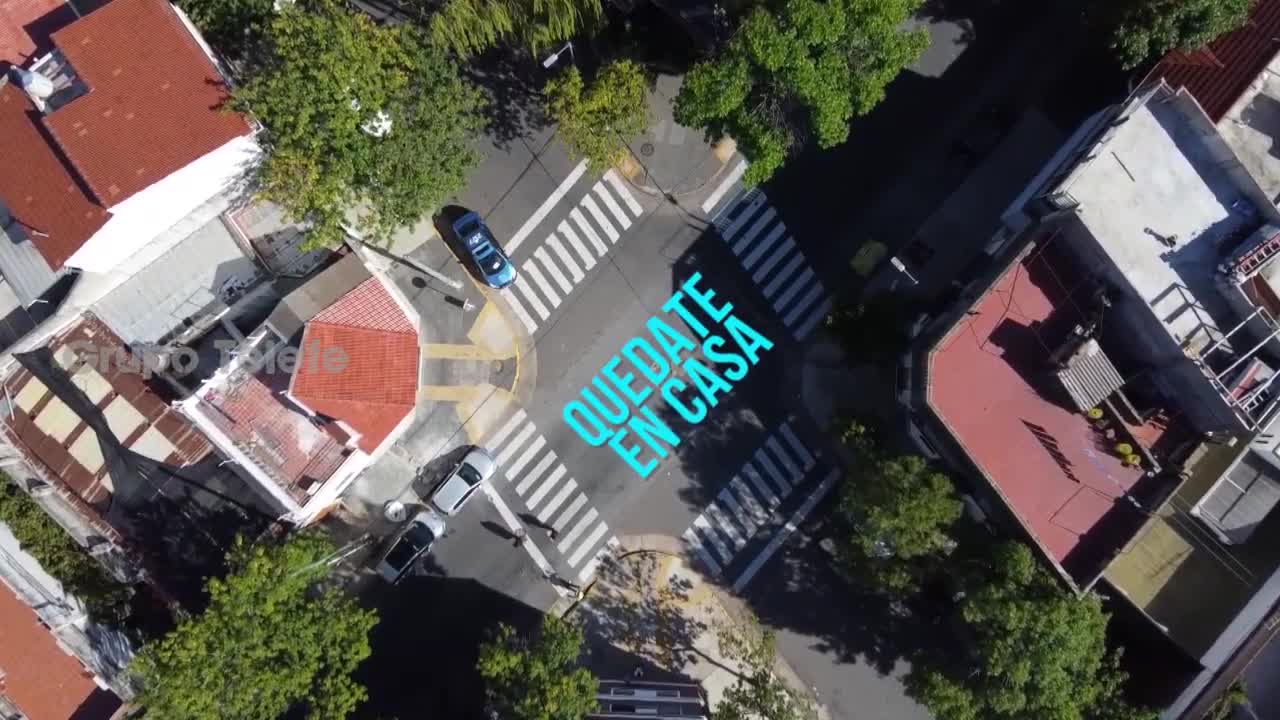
top-left (502, 170), bottom-right (645, 335)
top-left (681, 420), bottom-right (839, 591)
top-left (709, 189), bottom-right (832, 342)
top-left (482, 407), bottom-right (618, 584)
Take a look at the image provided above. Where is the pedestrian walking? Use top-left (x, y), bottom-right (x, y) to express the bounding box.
top-left (547, 526), bottom-right (558, 541)
top-left (513, 527), bottom-right (527, 547)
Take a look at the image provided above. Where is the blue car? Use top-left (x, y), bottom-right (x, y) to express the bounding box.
top-left (452, 212), bottom-right (516, 289)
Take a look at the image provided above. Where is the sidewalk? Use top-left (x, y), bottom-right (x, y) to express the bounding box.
top-left (570, 539), bottom-right (826, 718)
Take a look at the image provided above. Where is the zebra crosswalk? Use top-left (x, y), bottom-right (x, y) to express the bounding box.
top-left (502, 170), bottom-right (645, 335)
top-left (483, 407), bottom-right (617, 583)
top-left (681, 421), bottom-right (826, 577)
top-left (708, 189), bottom-right (832, 341)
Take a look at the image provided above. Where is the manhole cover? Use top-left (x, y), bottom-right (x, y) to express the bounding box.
top-left (411, 277), bottom-right (427, 289)
top-left (640, 142), bottom-right (655, 157)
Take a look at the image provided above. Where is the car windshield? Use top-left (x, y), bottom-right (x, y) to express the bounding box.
top-left (474, 244), bottom-right (505, 274)
top-left (457, 462), bottom-right (483, 486)
top-left (385, 522), bottom-right (435, 570)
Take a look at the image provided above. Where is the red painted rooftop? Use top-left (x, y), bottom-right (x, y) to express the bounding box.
top-left (0, 0), bottom-right (76, 66)
top-left (291, 277), bottom-right (418, 454)
top-left (0, 568), bottom-right (122, 720)
top-left (927, 235), bottom-right (1148, 584)
top-left (1147, 0), bottom-right (1280, 123)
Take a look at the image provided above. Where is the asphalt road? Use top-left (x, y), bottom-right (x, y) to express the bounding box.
top-left (345, 1), bottom-right (1132, 717)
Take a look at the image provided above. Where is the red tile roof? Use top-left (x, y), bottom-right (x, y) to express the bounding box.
top-left (43, 0), bottom-right (251, 206)
top-left (291, 278), bottom-right (418, 453)
top-left (0, 83), bottom-right (107, 269)
top-left (0, 582), bottom-right (122, 720)
top-left (1147, 0), bottom-right (1280, 123)
top-left (0, 0), bottom-right (76, 66)
top-left (927, 235), bottom-right (1147, 585)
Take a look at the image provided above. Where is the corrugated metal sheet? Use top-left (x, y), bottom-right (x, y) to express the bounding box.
top-left (1055, 338), bottom-right (1125, 413)
top-left (92, 216), bottom-right (261, 346)
top-left (0, 221), bottom-right (61, 306)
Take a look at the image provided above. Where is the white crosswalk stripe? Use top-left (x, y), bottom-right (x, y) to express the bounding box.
top-left (513, 277), bottom-right (550, 320)
top-left (595, 183), bottom-right (632, 230)
top-left (558, 220), bottom-right (596, 270)
top-left (772, 267), bottom-right (814, 313)
top-left (507, 435), bottom-right (547, 480)
top-left (480, 409), bottom-right (619, 585)
top-left (547, 235), bottom-right (585, 282)
top-left (495, 424), bottom-right (536, 467)
top-left (743, 224), bottom-right (787, 270)
top-left (605, 170), bottom-right (643, 216)
top-left (753, 237), bottom-right (795, 283)
top-left (694, 515), bottom-right (732, 563)
top-left (763, 254), bottom-right (805, 299)
top-left (496, 171), bottom-right (649, 335)
top-left (522, 260), bottom-right (561, 307)
top-left (732, 207), bottom-right (776, 255)
top-left (553, 494), bottom-right (588, 532)
top-left (706, 501), bottom-right (745, 550)
top-left (558, 507), bottom-right (599, 553)
top-left (503, 291), bottom-right (539, 333)
top-left (678, 422), bottom-right (826, 579)
top-left (753, 447), bottom-right (791, 495)
top-left (718, 487), bottom-right (757, 538)
top-left (783, 283), bottom-right (826, 328)
top-left (708, 186), bottom-right (833, 342)
top-left (515, 450), bottom-right (557, 495)
top-left (567, 521), bottom-right (611, 567)
top-left (683, 528), bottom-right (723, 576)
top-left (534, 246), bottom-right (574, 294)
top-left (537, 477), bottom-right (577, 520)
top-left (571, 208), bottom-right (609, 256)
top-left (581, 195), bottom-right (619, 244)
top-left (743, 464), bottom-right (779, 508)
top-left (526, 465), bottom-right (567, 508)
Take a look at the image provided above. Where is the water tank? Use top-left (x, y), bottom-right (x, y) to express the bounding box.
top-left (11, 66), bottom-right (54, 100)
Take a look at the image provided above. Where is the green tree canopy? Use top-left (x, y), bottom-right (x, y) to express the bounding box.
top-left (1110, 0), bottom-right (1253, 70)
top-left (477, 615), bottom-right (599, 720)
top-left (131, 531), bottom-right (377, 720)
top-left (912, 542), bottom-right (1154, 720)
top-left (429, 0), bottom-right (602, 57)
top-left (835, 452), bottom-right (962, 593)
top-left (234, 0), bottom-right (483, 248)
top-left (674, 0), bottom-right (927, 184)
top-left (545, 61), bottom-right (649, 171)
top-left (176, 0), bottom-right (274, 58)
top-left (713, 619), bottom-right (815, 720)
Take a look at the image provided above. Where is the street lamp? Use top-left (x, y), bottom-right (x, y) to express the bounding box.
top-left (542, 41), bottom-right (575, 69)
top-left (890, 256), bottom-right (919, 285)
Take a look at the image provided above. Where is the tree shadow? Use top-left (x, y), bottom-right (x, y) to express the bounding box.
top-left (462, 46), bottom-right (551, 150)
top-left (576, 552), bottom-right (710, 671)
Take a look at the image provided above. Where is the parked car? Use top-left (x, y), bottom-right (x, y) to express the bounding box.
top-left (431, 447), bottom-right (497, 515)
top-left (452, 212), bottom-right (516, 289)
top-left (375, 509), bottom-right (446, 583)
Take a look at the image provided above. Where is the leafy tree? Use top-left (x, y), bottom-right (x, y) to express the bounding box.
top-left (674, 0), bottom-right (927, 184)
top-left (826, 294), bottom-right (917, 365)
top-left (132, 531), bottom-right (377, 720)
top-left (234, 0), bottom-right (483, 249)
top-left (545, 61), bottom-right (649, 171)
top-left (713, 618), bottom-right (815, 720)
top-left (1110, 0), bottom-right (1252, 70)
top-left (428, 0), bottom-right (602, 57)
top-left (911, 542), bottom-right (1153, 720)
top-left (176, 0), bottom-right (274, 58)
top-left (835, 453), bottom-right (961, 593)
top-left (477, 615), bottom-right (598, 720)
top-left (0, 478), bottom-right (132, 624)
